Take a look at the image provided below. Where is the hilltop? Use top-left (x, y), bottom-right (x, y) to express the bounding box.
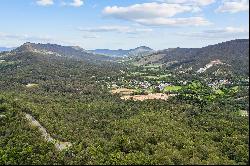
top-left (12, 42), bottom-right (113, 62)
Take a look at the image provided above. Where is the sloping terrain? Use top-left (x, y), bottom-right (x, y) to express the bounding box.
top-left (0, 41), bottom-right (249, 165)
top-left (0, 45), bottom-right (122, 93)
top-left (135, 39), bottom-right (249, 75)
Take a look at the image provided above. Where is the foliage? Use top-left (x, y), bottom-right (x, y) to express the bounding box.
top-left (0, 43), bottom-right (249, 165)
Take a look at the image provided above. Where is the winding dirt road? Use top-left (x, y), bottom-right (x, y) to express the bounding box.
top-left (25, 113), bottom-right (72, 151)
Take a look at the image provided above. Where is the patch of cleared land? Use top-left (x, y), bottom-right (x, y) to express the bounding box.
top-left (0, 60), bottom-right (15, 65)
top-left (197, 59), bottom-right (224, 73)
top-left (239, 110), bottom-right (249, 117)
top-left (111, 88), bottom-right (136, 95)
top-left (111, 88), bottom-right (176, 101)
top-left (143, 64), bottom-right (162, 68)
top-left (0, 114), bottom-right (7, 118)
top-left (121, 93), bottom-right (176, 101)
top-left (214, 89), bottom-right (225, 95)
top-left (25, 113), bottom-right (72, 151)
top-left (235, 96), bottom-right (248, 101)
top-left (26, 83), bottom-right (39, 88)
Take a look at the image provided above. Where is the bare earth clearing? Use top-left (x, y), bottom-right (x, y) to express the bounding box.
top-left (121, 93), bottom-right (176, 101)
top-left (111, 88), bottom-right (136, 95)
top-left (111, 88), bottom-right (175, 101)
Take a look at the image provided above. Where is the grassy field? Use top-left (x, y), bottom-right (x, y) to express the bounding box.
top-left (142, 74), bottom-right (170, 80)
top-left (164, 85), bottom-right (182, 92)
top-left (214, 89), bottom-right (225, 95)
top-left (143, 64), bottom-right (162, 68)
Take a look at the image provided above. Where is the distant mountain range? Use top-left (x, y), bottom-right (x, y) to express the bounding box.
top-left (8, 43), bottom-right (155, 62)
top-left (135, 39), bottom-right (249, 75)
top-left (0, 47), bottom-right (15, 52)
top-left (88, 46), bottom-right (155, 57)
top-left (1, 39), bottom-right (248, 76)
top-left (11, 42), bottom-right (112, 62)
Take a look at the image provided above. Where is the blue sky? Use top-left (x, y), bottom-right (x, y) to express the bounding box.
top-left (0, 0), bottom-right (249, 50)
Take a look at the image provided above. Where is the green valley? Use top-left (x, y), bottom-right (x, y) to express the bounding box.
top-left (0, 40), bottom-right (249, 165)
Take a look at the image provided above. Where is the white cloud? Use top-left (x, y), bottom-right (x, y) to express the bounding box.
top-left (36, 0), bottom-right (54, 6)
top-left (134, 17), bottom-right (211, 26)
top-left (103, 3), bottom-right (197, 19)
top-left (0, 32), bottom-right (78, 47)
top-left (0, 32), bottom-right (53, 42)
top-left (103, 2), bottom-right (211, 26)
top-left (216, 0), bottom-right (249, 13)
top-left (37, 0), bottom-right (84, 7)
top-left (70, 0), bottom-right (84, 7)
top-left (78, 26), bottom-right (153, 34)
top-left (178, 26), bottom-right (249, 38)
top-left (205, 26), bottom-right (249, 33)
top-left (157, 0), bottom-right (215, 6)
top-left (82, 34), bottom-right (100, 39)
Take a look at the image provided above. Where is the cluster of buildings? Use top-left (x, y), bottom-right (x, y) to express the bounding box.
top-left (207, 79), bottom-right (232, 88)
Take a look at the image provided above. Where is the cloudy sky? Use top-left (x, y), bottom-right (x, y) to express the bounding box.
top-left (0, 0), bottom-right (249, 49)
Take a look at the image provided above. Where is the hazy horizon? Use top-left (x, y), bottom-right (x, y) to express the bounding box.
top-left (0, 0), bottom-right (249, 50)
top-left (0, 37), bottom-right (249, 51)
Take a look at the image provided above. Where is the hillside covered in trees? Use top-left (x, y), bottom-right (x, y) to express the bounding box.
top-left (13, 42), bottom-right (113, 62)
top-left (135, 39), bottom-right (249, 76)
top-left (0, 40), bottom-right (249, 165)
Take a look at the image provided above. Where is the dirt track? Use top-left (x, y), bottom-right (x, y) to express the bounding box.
top-left (25, 113), bottom-right (72, 151)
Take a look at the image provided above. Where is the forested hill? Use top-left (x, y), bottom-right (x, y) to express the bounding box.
top-left (0, 45), bottom-right (122, 93)
top-left (13, 42), bottom-right (113, 62)
top-left (135, 39), bottom-right (249, 75)
top-left (89, 46), bottom-right (154, 57)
